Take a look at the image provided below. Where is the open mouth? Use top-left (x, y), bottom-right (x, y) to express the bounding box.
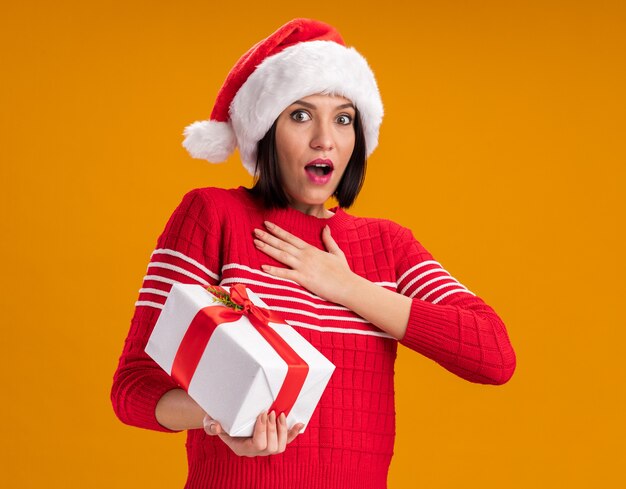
top-left (305, 160), bottom-right (334, 177)
top-left (304, 158), bottom-right (334, 178)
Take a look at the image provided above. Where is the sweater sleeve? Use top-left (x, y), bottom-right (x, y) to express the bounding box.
top-left (392, 225), bottom-right (516, 385)
top-left (111, 189), bottom-right (222, 431)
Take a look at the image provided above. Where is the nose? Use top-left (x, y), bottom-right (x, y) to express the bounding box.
top-left (310, 120), bottom-right (334, 152)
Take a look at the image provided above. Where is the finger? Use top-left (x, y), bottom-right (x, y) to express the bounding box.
top-left (254, 228), bottom-right (301, 256)
top-left (321, 225), bottom-right (343, 255)
top-left (251, 411), bottom-right (268, 452)
top-left (276, 412), bottom-right (288, 452)
top-left (286, 423), bottom-right (305, 444)
top-left (261, 264), bottom-right (299, 282)
top-left (265, 411), bottom-right (278, 453)
top-left (254, 238), bottom-right (300, 268)
top-left (203, 415), bottom-right (223, 436)
top-left (264, 221), bottom-right (308, 249)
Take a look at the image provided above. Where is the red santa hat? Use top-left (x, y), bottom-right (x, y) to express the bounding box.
top-left (182, 18), bottom-right (384, 175)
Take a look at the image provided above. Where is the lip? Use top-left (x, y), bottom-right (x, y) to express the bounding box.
top-left (305, 158), bottom-right (334, 170)
top-left (304, 159), bottom-right (334, 185)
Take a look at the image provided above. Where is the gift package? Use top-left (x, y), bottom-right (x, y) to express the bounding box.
top-left (145, 283), bottom-right (335, 436)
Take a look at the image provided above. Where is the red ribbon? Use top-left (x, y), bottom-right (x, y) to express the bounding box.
top-left (170, 284), bottom-right (309, 417)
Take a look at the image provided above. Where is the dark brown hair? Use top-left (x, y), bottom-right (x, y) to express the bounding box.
top-left (249, 109), bottom-right (367, 209)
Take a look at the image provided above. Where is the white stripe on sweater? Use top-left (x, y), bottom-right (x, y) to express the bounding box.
top-left (411, 275), bottom-right (467, 297)
top-left (270, 306), bottom-right (368, 323)
top-left (432, 288), bottom-right (474, 304)
top-left (219, 277), bottom-right (323, 301)
top-left (133, 300), bottom-right (393, 338)
top-left (222, 263), bottom-right (299, 286)
top-left (138, 287), bottom-right (169, 297)
top-left (409, 275), bottom-right (460, 298)
top-left (255, 293), bottom-right (350, 311)
top-left (152, 248), bottom-right (220, 281)
top-left (223, 263), bottom-right (396, 289)
top-left (135, 300), bottom-right (164, 309)
top-left (396, 260), bottom-right (441, 286)
top-left (285, 320), bottom-right (395, 339)
top-left (420, 282), bottom-right (464, 301)
top-left (137, 287), bottom-right (353, 313)
top-left (141, 274), bottom-right (330, 305)
top-left (142, 275), bottom-right (180, 286)
top-left (147, 262), bottom-right (209, 286)
top-left (399, 267), bottom-right (450, 296)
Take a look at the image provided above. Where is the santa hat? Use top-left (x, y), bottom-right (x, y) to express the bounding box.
top-left (182, 18), bottom-right (383, 175)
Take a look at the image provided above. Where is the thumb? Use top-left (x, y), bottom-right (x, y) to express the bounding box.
top-left (286, 423), bottom-right (305, 443)
top-left (322, 225), bottom-right (342, 255)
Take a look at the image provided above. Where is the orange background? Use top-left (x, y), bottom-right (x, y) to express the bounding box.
top-left (2, 1), bottom-right (625, 487)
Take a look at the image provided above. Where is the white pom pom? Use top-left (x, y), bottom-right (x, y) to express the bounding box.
top-left (182, 120), bottom-right (237, 163)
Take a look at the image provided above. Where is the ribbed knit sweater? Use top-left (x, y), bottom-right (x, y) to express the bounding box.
top-left (111, 186), bottom-right (516, 489)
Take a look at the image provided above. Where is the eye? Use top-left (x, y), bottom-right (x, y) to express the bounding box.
top-left (290, 110), bottom-right (311, 122)
top-left (336, 114), bottom-right (353, 125)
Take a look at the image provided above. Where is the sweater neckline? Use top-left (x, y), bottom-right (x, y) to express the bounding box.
top-left (237, 186), bottom-right (353, 238)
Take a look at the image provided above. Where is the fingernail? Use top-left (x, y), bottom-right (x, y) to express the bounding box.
top-left (207, 421), bottom-right (217, 434)
top-left (269, 411), bottom-right (276, 422)
top-left (279, 412), bottom-right (286, 424)
top-left (264, 221), bottom-right (274, 229)
top-left (261, 264), bottom-right (270, 271)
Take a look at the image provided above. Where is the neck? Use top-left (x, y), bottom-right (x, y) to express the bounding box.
top-left (288, 202), bottom-right (334, 219)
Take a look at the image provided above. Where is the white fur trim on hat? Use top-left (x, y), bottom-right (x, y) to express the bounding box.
top-left (230, 40), bottom-right (384, 175)
top-left (182, 120), bottom-right (237, 163)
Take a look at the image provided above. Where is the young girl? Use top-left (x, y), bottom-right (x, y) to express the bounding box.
top-left (111, 18), bottom-right (516, 489)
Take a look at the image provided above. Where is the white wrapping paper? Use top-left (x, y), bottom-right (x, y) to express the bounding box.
top-left (146, 284), bottom-right (335, 436)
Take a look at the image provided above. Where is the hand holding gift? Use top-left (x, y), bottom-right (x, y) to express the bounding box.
top-left (146, 283), bottom-right (335, 438)
top-left (203, 411), bottom-right (304, 457)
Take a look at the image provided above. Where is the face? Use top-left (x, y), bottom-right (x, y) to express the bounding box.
top-left (274, 93), bottom-right (356, 214)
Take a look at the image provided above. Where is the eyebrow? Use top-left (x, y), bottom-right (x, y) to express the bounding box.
top-left (293, 99), bottom-right (355, 110)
